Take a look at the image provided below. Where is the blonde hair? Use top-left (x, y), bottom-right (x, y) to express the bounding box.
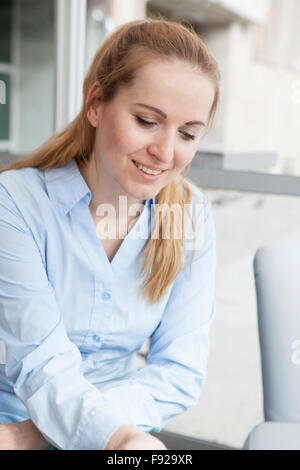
top-left (0, 19), bottom-right (220, 304)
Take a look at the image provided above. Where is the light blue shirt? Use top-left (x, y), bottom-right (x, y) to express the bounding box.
top-left (0, 159), bottom-right (216, 450)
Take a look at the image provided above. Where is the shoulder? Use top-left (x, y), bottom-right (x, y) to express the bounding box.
top-left (183, 177), bottom-right (211, 212)
top-left (0, 166), bottom-right (46, 208)
top-left (0, 165), bottom-right (44, 191)
top-left (179, 178), bottom-right (215, 255)
top-left (0, 167), bottom-right (49, 233)
top-left (181, 177), bottom-right (214, 228)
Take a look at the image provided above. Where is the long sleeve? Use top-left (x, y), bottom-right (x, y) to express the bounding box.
top-left (0, 182), bottom-right (157, 449)
top-left (0, 177), bottom-right (216, 449)
top-left (96, 196), bottom-right (217, 433)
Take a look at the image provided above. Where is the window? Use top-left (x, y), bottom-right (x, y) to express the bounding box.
top-left (0, 0), bottom-right (55, 158)
top-left (0, 0), bottom-right (13, 151)
top-left (256, 0), bottom-right (300, 72)
top-left (85, 0), bottom-right (115, 72)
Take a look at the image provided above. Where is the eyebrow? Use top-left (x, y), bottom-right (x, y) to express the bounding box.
top-left (134, 103), bottom-right (206, 127)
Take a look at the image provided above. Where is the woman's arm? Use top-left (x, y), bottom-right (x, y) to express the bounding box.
top-left (105, 424), bottom-right (167, 450)
top-left (0, 178), bottom-right (214, 450)
top-left (0, 420), bottom-right (51, 450)
top-left (0, 420), bottom-right (167, 450)
top-left (0, 181), bottom-right (162, 450)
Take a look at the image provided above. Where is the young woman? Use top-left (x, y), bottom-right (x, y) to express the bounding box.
top-left (0, 19), bottom-right (220, 450)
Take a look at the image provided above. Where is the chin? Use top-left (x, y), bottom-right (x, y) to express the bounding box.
top-left (127, 184), bottom-right (156, 202)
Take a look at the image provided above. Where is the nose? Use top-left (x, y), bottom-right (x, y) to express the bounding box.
top-left (147, 130), bottom-right (175, 165)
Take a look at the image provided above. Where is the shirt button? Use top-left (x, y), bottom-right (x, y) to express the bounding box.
top-left (93, 334), bottom-right (101, 343)
top-left (101, 291), bottom-right (111, 301)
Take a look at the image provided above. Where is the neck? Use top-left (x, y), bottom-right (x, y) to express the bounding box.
top-left (77, 156), bottom-right (146, 222)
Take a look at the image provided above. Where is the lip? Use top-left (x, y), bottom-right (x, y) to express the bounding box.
top-left (131, 160), bottom-right (166, 181)
top-left (132, 160), bottom-right (168, 172)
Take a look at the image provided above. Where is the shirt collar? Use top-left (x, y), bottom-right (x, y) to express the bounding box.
top-left (44, 159), bottom-right (155, 216)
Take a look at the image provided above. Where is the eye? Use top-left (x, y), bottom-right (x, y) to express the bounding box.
top-left (135, 115), bottom-right (196, 141)
top-left (135, 116), bottom-right (156, 127)
top-left (180, 131), bottom-right (195, 141)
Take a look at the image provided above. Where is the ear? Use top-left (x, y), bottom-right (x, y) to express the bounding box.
top-left (86, 82), bottom-right (103, 128)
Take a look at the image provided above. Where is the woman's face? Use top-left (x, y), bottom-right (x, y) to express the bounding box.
top-left (88, 58), bottom-right (215, 203)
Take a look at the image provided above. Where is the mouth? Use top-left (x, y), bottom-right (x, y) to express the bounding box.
top-left (132, 159), bottom-right (167, 180)
top-left (132, 160), bottom-right (168, 172)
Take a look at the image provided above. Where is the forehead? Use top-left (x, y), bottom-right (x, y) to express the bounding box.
top-left (117, 58), bottom-right (215, 122)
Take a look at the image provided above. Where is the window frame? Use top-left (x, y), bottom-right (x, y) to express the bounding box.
top-left (54, 0), bottom-right (87, 132)
top-left (0, 0), bottom-right (19, 153)
top-left (190, 164), bottom-right (300, 197)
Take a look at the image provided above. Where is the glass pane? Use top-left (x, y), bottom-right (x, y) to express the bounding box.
top-left (0, 0), bottom-right (12, 63)
top-left (85, 0), bottom-right (115, 72)
top-left (0, 73), bottom-right (10, 141)
top-left (0, 0), bottom-right (55, 160)
top-left (16, 0), bottom-right (55, 154)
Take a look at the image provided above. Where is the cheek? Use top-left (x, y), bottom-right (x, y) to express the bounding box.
top-left (174, 148), bottom-right (195, 170)
top-left (107, 118), bottom-right (145, 154)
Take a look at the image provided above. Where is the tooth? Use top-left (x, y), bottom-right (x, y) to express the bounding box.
top-left (136, 161), bottom-right (161, 175)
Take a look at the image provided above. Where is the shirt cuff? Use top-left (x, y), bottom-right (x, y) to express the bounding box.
top-left (72, 382), bottom-right (162, 450)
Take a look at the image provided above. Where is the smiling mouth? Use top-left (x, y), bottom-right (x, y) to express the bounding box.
top-left (132, 160), bottom-right (168, 174)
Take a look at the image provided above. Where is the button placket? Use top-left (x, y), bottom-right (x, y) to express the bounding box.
top-left (84, 280), bottom-right (113, 348)
top-left (101, 291), bottom-right (111, 301)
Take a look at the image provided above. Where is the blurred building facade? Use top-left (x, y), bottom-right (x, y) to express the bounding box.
top-left (148, 0), bottom-right (300, 173)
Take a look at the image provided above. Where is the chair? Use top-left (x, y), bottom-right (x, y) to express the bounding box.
top-left (243, 242), bottom-right (300, 450)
